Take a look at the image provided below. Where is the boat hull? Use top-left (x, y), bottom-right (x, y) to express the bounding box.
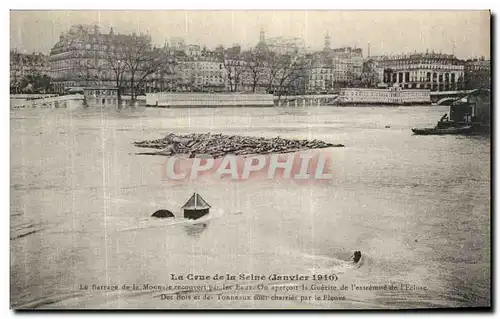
top-left (411, 126), bottom-right (474, 135)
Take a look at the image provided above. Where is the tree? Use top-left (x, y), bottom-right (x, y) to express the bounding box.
top-left (156, 55), bottom-right (179, 92)
top-left (132, 48), bottom-right (173, 97)
top-left (465, 69), bottom-right (490, 90)
top-left (19, 73), bottom-right (53, 93)
top-left (244, 51), bottom-right (267, 93)
top-left (220, 53), bottom-right (247, 92)
top-left (121, 35), bottom-right (158, 100)
top-left (269, 53), bottom-right (310, 102)
top-left (175, 60), bottom-right (197, 92)
top-left (264, 52), bottom-right (282, 93)
top-left (11, 52), bottom-right (53, 93)
top-left (101, 35), bottom-right (176, 101)
top-left (104, 48), bottom-right (128, 103)
top-left (360, 60), bottom-right (380, 88)
top-left (76, 57), bottom-right (103, 87)
top-left (10, 72), bottom-right (21, 94)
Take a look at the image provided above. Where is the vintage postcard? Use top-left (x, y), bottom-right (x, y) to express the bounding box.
top-left (10, 10), bottom-right (491, 310)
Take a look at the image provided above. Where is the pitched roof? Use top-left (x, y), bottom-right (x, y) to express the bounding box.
top-left (182, 193), bottom-right (211, 209)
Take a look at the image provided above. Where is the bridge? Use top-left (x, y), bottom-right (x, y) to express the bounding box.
top-left (429, 90), bottom-right (475, 105)
top-left (277, 91), bottom-right (475, 106)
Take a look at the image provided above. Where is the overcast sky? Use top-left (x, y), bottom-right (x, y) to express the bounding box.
top-left (10, 10), bottom-right (490, 58)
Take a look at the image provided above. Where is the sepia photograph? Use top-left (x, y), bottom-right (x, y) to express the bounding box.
top-left (9, 9), bottom-right (491, 310)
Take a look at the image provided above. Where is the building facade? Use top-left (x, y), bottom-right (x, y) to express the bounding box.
top-left (49, 24), bottom-right (154, 93)
top-left (375, 52), bottom-right (465, 91)
top-left (307, 58), bottom-right (356, 92)
top-left (174, 52), bottom-right (226, 92)
top-left (360, 59), bottom-right (384, 87)
top-left (331, 47), bottom-right (363, 79)
top-left (169, 37), bottom-right (186, 51)
top-left (305, 35), bottom-right (365, 93)
top-left (266, 36), bottom-right (306, 56)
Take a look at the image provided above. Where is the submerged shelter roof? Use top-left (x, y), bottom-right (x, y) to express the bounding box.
top-left (182, 193), bottom-right (211, 210)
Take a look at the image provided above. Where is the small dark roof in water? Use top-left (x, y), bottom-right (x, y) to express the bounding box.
top-left (182, 193), bottom-right (211, 210)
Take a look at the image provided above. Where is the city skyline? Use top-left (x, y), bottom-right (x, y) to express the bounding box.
top-left (10, 10), bottom-right (490, 59)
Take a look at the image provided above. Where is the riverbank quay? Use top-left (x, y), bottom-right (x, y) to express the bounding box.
top-left (145, 93), bottom-right (274, 108)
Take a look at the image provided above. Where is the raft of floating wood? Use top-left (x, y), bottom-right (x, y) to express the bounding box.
top-left (132, 132), bottom-right (344, 158)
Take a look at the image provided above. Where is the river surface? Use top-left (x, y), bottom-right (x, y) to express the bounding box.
top-left (10, 105), bottom-right (490, 309)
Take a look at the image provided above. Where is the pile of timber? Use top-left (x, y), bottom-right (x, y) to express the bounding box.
top-left (133, 133), bottom-right (344, 158)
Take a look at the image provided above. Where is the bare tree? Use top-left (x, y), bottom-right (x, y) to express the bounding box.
top-left (12, 52), bottom-right (53, 93)
top-left (104, 49), bottom-right (128, 103)
top-left (75, 57), bottom-right (102, 87)
top-left (222, 58), bottom-right (236, 92)
top-left (121, 35), bottom-right (160, 100)
top-left (265, 53), bottom-right (282, 93)
top-left (244, 51), bottom-right (267, 93)
top-left (10, 53), bottom-right (21, 93)
top-left (269, 53), bottom-right (310, 102)
top-left (157, 56), bottom-right (179, 92)
top-left (175, 60), bottom-right (197, 92)
top-left (72, 36), bottom-right (176, 101)
top-left (133, 48), bottom-right (174, 97)
top-left (102, 35), bottom-right (175, 100)
top-left (220, 54), bottom-right (247, 92)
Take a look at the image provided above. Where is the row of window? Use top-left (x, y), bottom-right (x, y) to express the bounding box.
top-left (391, 78), bottom-right (459, 83)
top-left (389, 74), bottom-right (458, 83)
top-left (466, 66), bottom-right (491, 71)
top-left (389, 70), bottom-right (463, 76)
top-left (194, 80), bottom-right (224, 84)
top-left (312, 66), bottom-right (350, 73)
top-left (381, 59), bottom-right (461, 65)
top-left (310, 78), bottom-right (351, 84)
top-left (311, 74), bottom-right (352, 80)
top-left (66, 42), bottom-right (135, 52)
top-left (345, 90), bottom-right (429, 97)
top-left (189, 72), bottom-right (225, 77)
top-left (182, 63), bottom-right (224, 69)
top-left (381, 64), bottom-right (464, 70)
top-left (85, 90), bottom-right (117, 97)
top-left (192, 75), bottom-right (224, 79)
